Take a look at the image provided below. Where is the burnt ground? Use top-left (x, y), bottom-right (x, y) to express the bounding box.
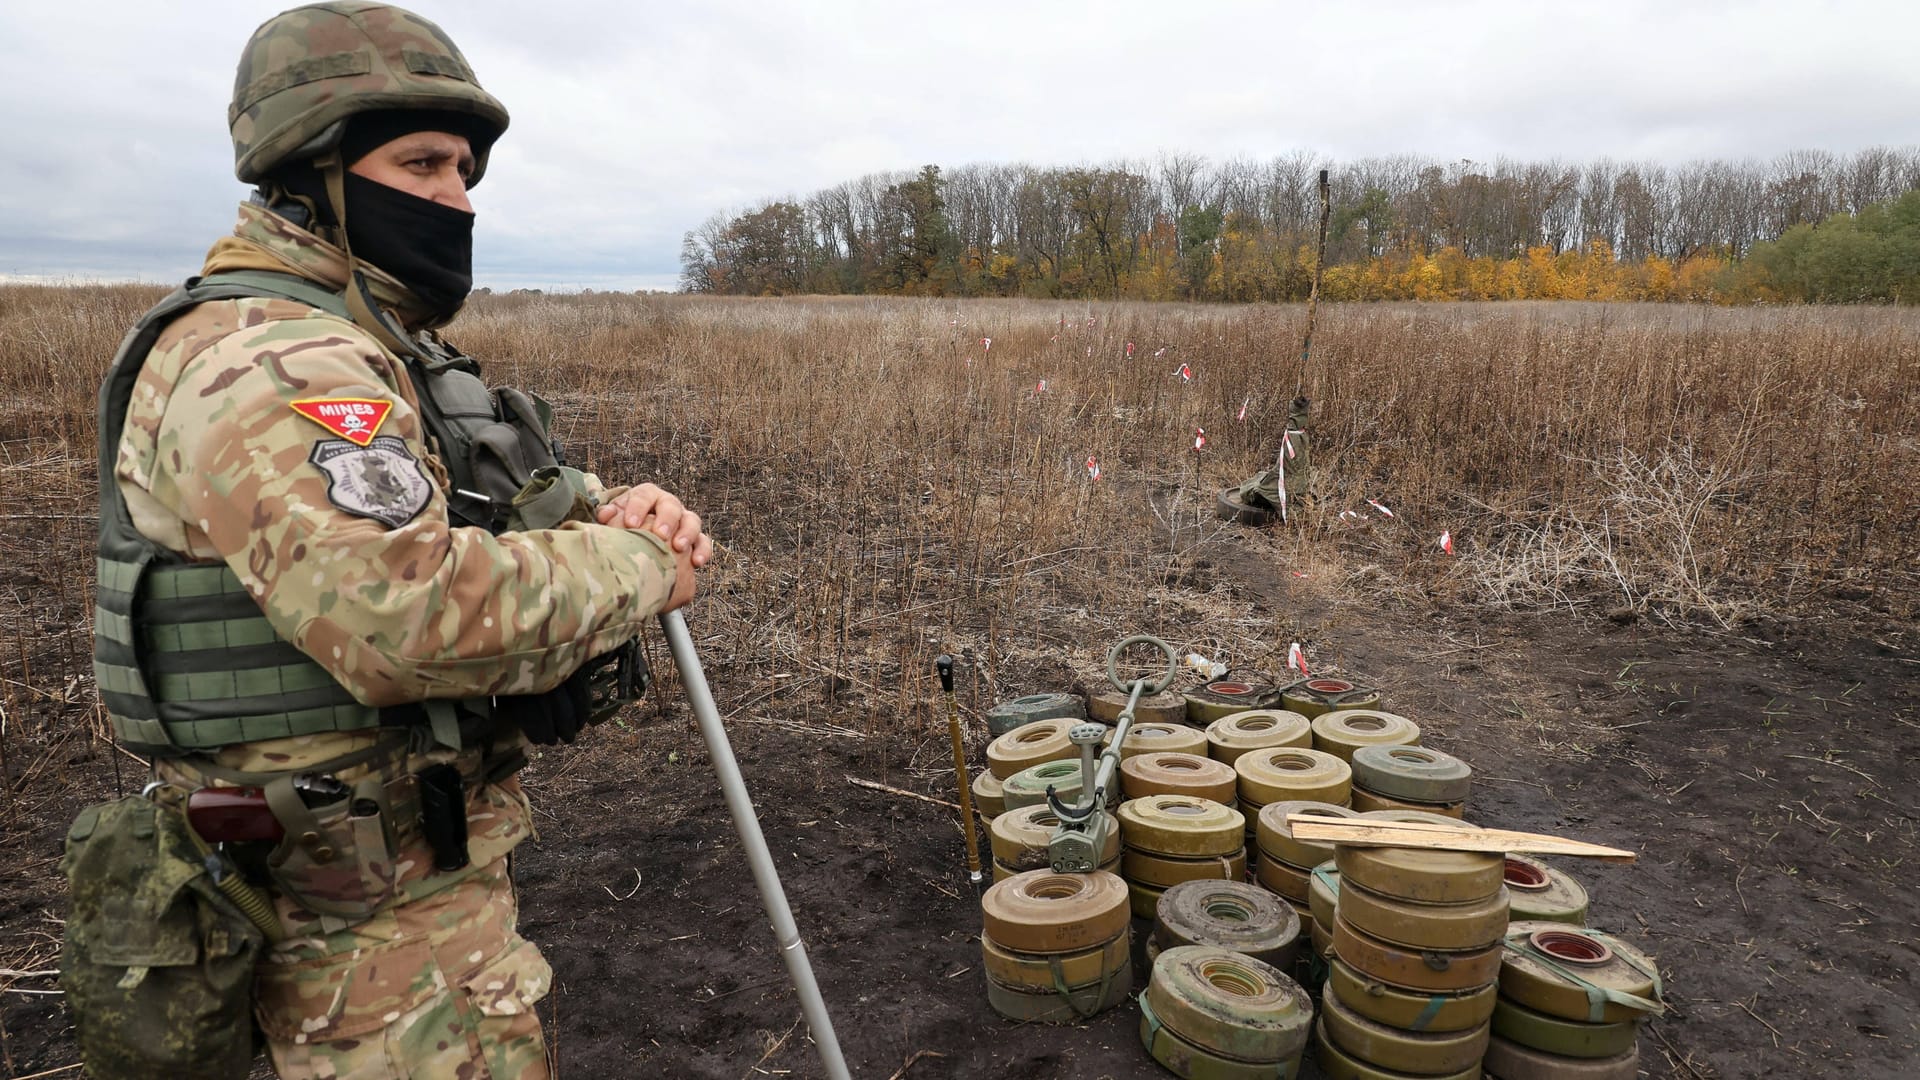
top-left (1, 537), bottom-right (1916, 1079)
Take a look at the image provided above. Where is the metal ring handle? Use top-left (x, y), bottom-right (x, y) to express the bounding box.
top-left (1106, 634), bottom-right (1178, 695)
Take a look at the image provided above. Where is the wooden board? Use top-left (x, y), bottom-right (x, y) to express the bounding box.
top-left (1284, 814), bottom-right (1636, 863)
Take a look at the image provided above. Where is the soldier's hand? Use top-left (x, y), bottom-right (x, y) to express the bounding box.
top-left (663, 547), bottom-right (697, 613)
top-left (595, 483), bottom-right (712, 567)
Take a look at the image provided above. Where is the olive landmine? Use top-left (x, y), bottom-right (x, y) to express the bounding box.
top-left (1336, 878), bottom-right (1511, 952)
top-left (1326, 955), bottom-right (1501, 1033)
top-left (1121, 721), bottom-right (1211, 759)
top-left (1335, 811), bottom-right (1505, 904)
top-left (1253, 850), bottom-right (1313, 903)
top-left (1258, 801), bottom-right (1359, 869)
top-left (986, 691), bottom-right (1087, 736)
top-left (1001, 758), bottom-right (1120, 813)
top-left (1124, 847), bottom-right (1249, 890)
top-left (1481, 1034), bottom-right (1639, 1079)
top-left (1184, 680), bottom-right (1286, 726)
top-left (1311, 709), bottom-right (1422, 764)
top-left (989, 805), bottom-right (1120, 880)
top-left (1154, 879), bottom-right (1302, 973)
top-left (1122, 751), bottom-right (1239, 804)
top-left (1350, 744), bottom-right (1472, 804)
top-left (1331, 914), bottom-right (1504, 994)
top-left (1501, 856), bottom-right (1590, 926)
top-left (986, 716), bottom-right (1086, 780)
top-left (1215, 485), bottom-right (1279, 526)
top-left (1497, 924), bottom-right (1661, 1026)
top-left (1312, 1016), bottom-right (1482, 1080)
top-left (1252, 801), bottom-right (1355, 911)
top-left (1140, 946), bottom-right (1314, 1079)
top-left (980, 869), bottom-right (1132, 1023)
top-left (1349, 743), bottom-right (1472, 819)
top-left (1306, 861), bottom-right (1340, 931)
top-left (1119, 795), bottom-right (1246, 920)
top-left (972, 767), bottom-right (1005, 821)
top-left (1278, 677), bottom-right (1382, 720)
top-left (1349, 787), bottom-right (1467, 819)
top-left (1490, 995), bottom-right (1640, 1060)
top-left (1206, 709), bottom-right (1313, 766)
top-left (1318, 985), bottom-right (1492, 1075)
top-left (1087, 684), bottom-right (1187, 726)
top-left (1236, 748), bottom-right (1352, 849)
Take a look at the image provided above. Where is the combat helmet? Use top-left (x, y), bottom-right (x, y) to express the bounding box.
top-left (230, 1), bottom-right (509, 187)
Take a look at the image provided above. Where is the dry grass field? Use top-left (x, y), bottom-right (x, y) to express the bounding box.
top-left (0, 287), bottom-right (1915, 1078)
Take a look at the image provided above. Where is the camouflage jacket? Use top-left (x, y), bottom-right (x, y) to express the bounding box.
top-left (120, 203), bottom-right (676, 777)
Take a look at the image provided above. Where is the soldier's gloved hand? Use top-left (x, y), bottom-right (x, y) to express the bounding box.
top-left (499, 675), bottom-right (592, 745)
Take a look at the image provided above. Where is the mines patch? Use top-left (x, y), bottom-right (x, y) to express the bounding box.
top-left (291, 397), bottom-right (392, 447)
top-left (309, 436), bottom-right (432, 528)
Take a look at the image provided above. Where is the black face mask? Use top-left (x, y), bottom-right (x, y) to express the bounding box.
top-left (341, 170), bottom-right (475, 316)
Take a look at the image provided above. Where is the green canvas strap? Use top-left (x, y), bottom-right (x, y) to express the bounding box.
top-left (1044, 944), bottom-right (1117, 1021)
top-left (1502, 930), bottom-right (1666, 1021)
top-left (1408, 992), bottom-right (1448, 1032)
top-left (196, 270), bottom-right (349, 319)
top-left (1138, 993), bottom-right (1290, 1077)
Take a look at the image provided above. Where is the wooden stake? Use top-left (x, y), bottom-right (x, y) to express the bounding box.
top-left (845, 775), bottom-right (959, 810)
top-left (1285, 814), bottom-right (1636, 863)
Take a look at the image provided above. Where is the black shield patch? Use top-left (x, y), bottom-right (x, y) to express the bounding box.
top-left (308, 435), bottom-right (433, 528)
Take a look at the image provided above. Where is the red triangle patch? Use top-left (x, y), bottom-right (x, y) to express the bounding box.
top-left (290, 398), bottom-right (392, 447)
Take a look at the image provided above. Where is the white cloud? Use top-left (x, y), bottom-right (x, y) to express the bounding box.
top-left (3, 0), bottom-right (1917, 287)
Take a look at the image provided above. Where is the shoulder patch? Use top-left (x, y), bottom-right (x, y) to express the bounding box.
top-left (309, 436), bottom-right (432, 528)
top-left (291, 397), bottom-right (392, 446)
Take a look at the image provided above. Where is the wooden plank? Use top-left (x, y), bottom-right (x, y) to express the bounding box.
top-left (1285, 816), bottom-right (1636, 863)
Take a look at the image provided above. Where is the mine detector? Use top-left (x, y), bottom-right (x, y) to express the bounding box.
top-left (1045, 635), bottom-right (1180, 872)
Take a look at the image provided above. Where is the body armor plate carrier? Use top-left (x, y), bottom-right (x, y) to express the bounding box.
top-left (94, 270), bottom-right (640, 757)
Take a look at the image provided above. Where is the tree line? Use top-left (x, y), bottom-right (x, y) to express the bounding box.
top-left (678, 149), bottom-right (1920, 303)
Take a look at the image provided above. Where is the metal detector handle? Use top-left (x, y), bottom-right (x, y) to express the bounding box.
top-left (936, 654), bottom-right (954, 693)
top-left (1045, 722), bottom-right (1108, 822)
top-left (659, 612), bottom-right (851, 1080)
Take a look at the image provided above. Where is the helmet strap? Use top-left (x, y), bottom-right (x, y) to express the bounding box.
top-left (317, 150), bottom-right (432, 364)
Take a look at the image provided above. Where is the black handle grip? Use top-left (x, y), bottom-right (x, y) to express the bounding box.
top-left (935, 654), bottom-right (954, 692)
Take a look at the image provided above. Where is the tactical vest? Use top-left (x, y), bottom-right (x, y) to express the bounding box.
top-left (94, 270), bottom-right (581, 757)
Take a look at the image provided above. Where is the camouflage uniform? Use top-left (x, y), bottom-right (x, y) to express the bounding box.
top-left (119, 199), bottom-right (672, 1079)
top-left (97, 7), bottom-right (680, 1076)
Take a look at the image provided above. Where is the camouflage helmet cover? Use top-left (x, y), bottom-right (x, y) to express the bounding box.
top-left (230, 1), bottom-right (509, 186)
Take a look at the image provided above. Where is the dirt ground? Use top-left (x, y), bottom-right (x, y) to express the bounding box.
top-left (1, 517), bottom-right (1915, 1079)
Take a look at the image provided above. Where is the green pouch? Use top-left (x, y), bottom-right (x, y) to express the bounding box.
top-left (59, 796), bottom-right (262, 1079)
top-left (507, 465), bottom-right (597, 531)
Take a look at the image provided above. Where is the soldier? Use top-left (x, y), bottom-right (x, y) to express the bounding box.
top-left (67, 3), bottom-right (708, 1076)
top-left (1218, 396), bottom-right (1314, 523)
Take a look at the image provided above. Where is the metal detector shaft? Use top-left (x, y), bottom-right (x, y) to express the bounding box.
top-left (659, 612), bottom-right (851, 1080)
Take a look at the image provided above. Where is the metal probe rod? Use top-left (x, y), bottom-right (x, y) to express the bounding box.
top-left (659, 612), bottom-right (851, 1080)
top-left (1088, 679), bottom-right (1146, 808)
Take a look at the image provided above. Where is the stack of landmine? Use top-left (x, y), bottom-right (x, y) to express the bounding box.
top-left (1485, 924), bottom-right (1661, 1078)
top-left (1117, 744), bottom-right (1243, 918)
top-left (980, 869), bottom-right (1134, 1022)
top-left (1141, 944), bottom-right (1316, 1078)
top-left (972, 693), bottom-right (1090, 830)
top-left (1314, 814), bottom-right (1509, 1080)
top-left (1139, 879), bottom-right (1311, 1077)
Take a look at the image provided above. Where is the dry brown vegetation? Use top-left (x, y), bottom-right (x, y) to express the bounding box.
top-left (1, 288), bottom-right (1915, 730)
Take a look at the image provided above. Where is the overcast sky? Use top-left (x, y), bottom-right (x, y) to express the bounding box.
top-left (3, 0), bottom-right (1917, 291)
